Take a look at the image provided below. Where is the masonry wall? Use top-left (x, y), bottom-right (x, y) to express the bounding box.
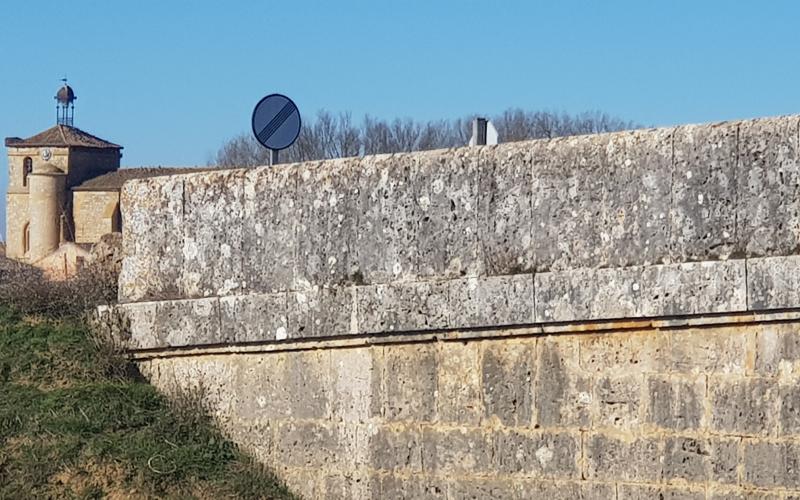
top-left (72, 190), bottom-right (119, 244)
top-left (112, 114), bottom-right (800, 499)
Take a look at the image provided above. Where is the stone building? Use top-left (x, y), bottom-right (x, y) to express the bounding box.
top-left (4, 82), bottom-right (201, 277)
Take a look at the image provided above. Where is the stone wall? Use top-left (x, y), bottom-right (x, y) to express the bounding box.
top-left (112, 114), bottom-right (800, 499)
top-left (73, 190), bottom-right (119, 244)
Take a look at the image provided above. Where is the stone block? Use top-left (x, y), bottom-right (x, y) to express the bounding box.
top-left (273, 421), bottom-right (339, 469)
top-left (482, 341), bottom-right (534, 426)
top-left (413, 149), bottom-right (483, 278)
top-left (356, 153), bottom-right (419, 284)
top-left (368, 426), bottom-right (422, 472)
top-left (755, 322), bottom-right (800, 376)
top-left (603, 127), bottom-right (673, 268)
top-left (494, 430), bottom-right (580, 478)
top-left (707, 488), bottom-right (781, 500)
top-left (357, 281), bottom-right (449, 334)
top-left (421, 427), bottom-right (493, 475)
top-left (242, 165), bottom-right (297, 293)
top-left (180, 170), bottom-right (245, 298)
top-left (515, 481), bottom-right (616, 500)
top-left (645, 375), bottom-right (705, 431)
top-left (437, 341), bottom-right (482, 425)
top-left (382, 344), bottom-right (437, 422)
top-left (287, 285), bottom-right (356, 338)
top-left (219, 293), bottom-right (287, 343)
top-left (152, 298), bottom-right (223, 348)
top-left (117, 301), bottom-right (158, 350)
top-left (780, 384), bottom-right (800, 436)
top-left (529, 134), bottom-right (609, 272)
top-left (478, 145), bottom-right (534, 274)
top-left (119, 176), bottom-right (184, 302)
top-left (593, 374), bottom-right (643, 430)
top-left (670, 121), bottom-right (738, 261)
top-left (535, 336), bottom-right (591, 428)
top-left (710, 377), bottom-right (778, 435)
top-left (447, 479), bottom-right (517, 500)
top-left (448, 274), bottom-right (534, 329)
top-left (580, 330), bottom-right (669, 375)
top-left (669, 326), bottom-right (749, 375)
top-left (585, 433), bottom-right (663, 482)
top-left (280, 469), bottom-right (322, 500)
top-left (374, 474), bottom-right (447, 499)
top-left (296, 159), bottom-right (360, 286)
top-left (748, 255), bottom-right (800, 310)
top-left (736, 116), bottom-right (800, 257)
top-left (330, 348), bottom-right (380, 423)
top-left (743, 440), bottom-right (800, 489)
top-left (236, 351), bottom-right (330, 421)
top-left (662, 436), bottom-right (738, 484)
top-left (535, 260), bottom-right (746, 323)
top-left (617, 484), bottom-right (705, 500)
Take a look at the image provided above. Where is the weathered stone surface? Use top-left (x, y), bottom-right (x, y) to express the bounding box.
top-left (273, 421), bottom-right (339, 469)
top-left (330, 348), bottom-right (379, 423)
top-left (119, 176), bottom-right (184, 302)
top-left (516, 481), bottom-right (616, 500)
top-left (736, 116), bottom-right (800, 257)
top-left (669, 326), bottom-right (749, 375)
top-left (180, 170), bottom-right (245, 298)
top-left (710, 378), bottom-right (778, 435)
top-left (494, 430), bottom-right (580, 478)
top-left (381, 344), bottom-right (437, 422)
top-left (617, 484), bottom-right (705, 500)
top-left (535, 336), bottom-right (591, 428)
top-left (356, 153), bottom-right (418, 284)
top-left (437, 341), bottom-right (482, 425)
top-left (755, 322), bottom-right (800, 376)
top-left (242, 165), bottom-right (297, 293)
top-left (592, 374), bottom-right (642, 430)
top-left (529, 134), bottom-right (608, 272)
top-left (670, 121), bottom-right (738, 261)
top-left (447, 479), bottom-right (517, 500)
top-left (580, 330), bottom-right (669, 375)
top-left (421, 427), bottom-right (493, 474)
top-left (139, 298), bottom-right (223, 348)
top-left (743, 440), bottom-right (800, 488)
top-left (535, 260), bottom-right (746, 322)
top-left (482, 341), bottom-right (534, 426)
top-left (357, 281), bottom-right (449, 334)
top-left (287, 285), bottom-right (356, 338)
top-left (296, 159), bottom-right (360, 286)
top-left (707, 488), bottom-right (781, 500)
top-left (369, 426), bottom-right (421, 472)
top-left (662, 436), bottom-right (738, 484)
top-left (603, 127), bottom-right (673, 268)
top-left (779, 384), bottom-right (800, 436)
top-left (413, 149), bottom-right (483, 279)
top-left (448, 274), bottom-right (534, 329)
top-left (219, 293), bottom-right (287, 343)
top-left (585, 433), bottom-right (663, 482)
top-left (478, 146), bottom-right (534, 274)
top-left (645, 375), bottom-right (705, 431)
top-left (374, 475), bottom-right (447, 499)
top-left (748, 255), bottom-right (800, 310)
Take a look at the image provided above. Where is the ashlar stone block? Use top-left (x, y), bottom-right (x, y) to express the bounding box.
top-left (219, 293), bottom-right (287, 343)
top-left (448, 274), bottom-right (534, 329)
top-left (357, 281), bottom-right (449, 334)
top-left (482, 341), bottom-right (534, 426)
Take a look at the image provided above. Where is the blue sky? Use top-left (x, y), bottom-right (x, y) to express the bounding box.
top-left (2, 0), bottom-right (800, 240)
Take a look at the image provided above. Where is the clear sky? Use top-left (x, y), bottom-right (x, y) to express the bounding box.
top-left (2, 0), bottom-right (800, 240)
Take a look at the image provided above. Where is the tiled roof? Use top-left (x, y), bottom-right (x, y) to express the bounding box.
top-left (4, 125), bottom-right (122, 149)
top-left (72, 167), bottom-right (215, 191)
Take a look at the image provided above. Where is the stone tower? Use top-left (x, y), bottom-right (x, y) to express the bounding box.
top-left (4, 81), bottom-right (122, 263)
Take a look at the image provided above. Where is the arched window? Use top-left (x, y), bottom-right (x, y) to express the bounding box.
top-left (23, 222), bottom-right (30, 255)
top-left (22, 157), bottom-right (32, 187)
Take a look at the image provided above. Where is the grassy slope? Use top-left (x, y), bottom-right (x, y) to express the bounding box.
top-left (0, 306), bottom-right (294, 499)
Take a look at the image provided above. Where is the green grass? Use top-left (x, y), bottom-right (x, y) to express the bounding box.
top-left (0, 306), bottom-right (294, 499)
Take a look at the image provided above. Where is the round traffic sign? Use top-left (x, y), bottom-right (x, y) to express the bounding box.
top-left (251, 94), bottom-right (301, 150)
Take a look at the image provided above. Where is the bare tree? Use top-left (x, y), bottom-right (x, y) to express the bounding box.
top-left (213, 109), bottom-right (639, 168)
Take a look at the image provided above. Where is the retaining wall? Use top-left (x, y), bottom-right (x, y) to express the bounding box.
top-left (111, 115), bottom-right (800, 499)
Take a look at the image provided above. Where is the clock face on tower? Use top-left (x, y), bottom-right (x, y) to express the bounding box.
top-left (40, 148), bottom-right (52, 161)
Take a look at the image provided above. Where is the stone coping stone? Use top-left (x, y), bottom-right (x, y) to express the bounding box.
top-left (108, 256), bottom-right (800, 351)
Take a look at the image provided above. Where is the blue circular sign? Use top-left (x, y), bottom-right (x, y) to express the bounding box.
top-left (251, 94), bottom-right (301, 150)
